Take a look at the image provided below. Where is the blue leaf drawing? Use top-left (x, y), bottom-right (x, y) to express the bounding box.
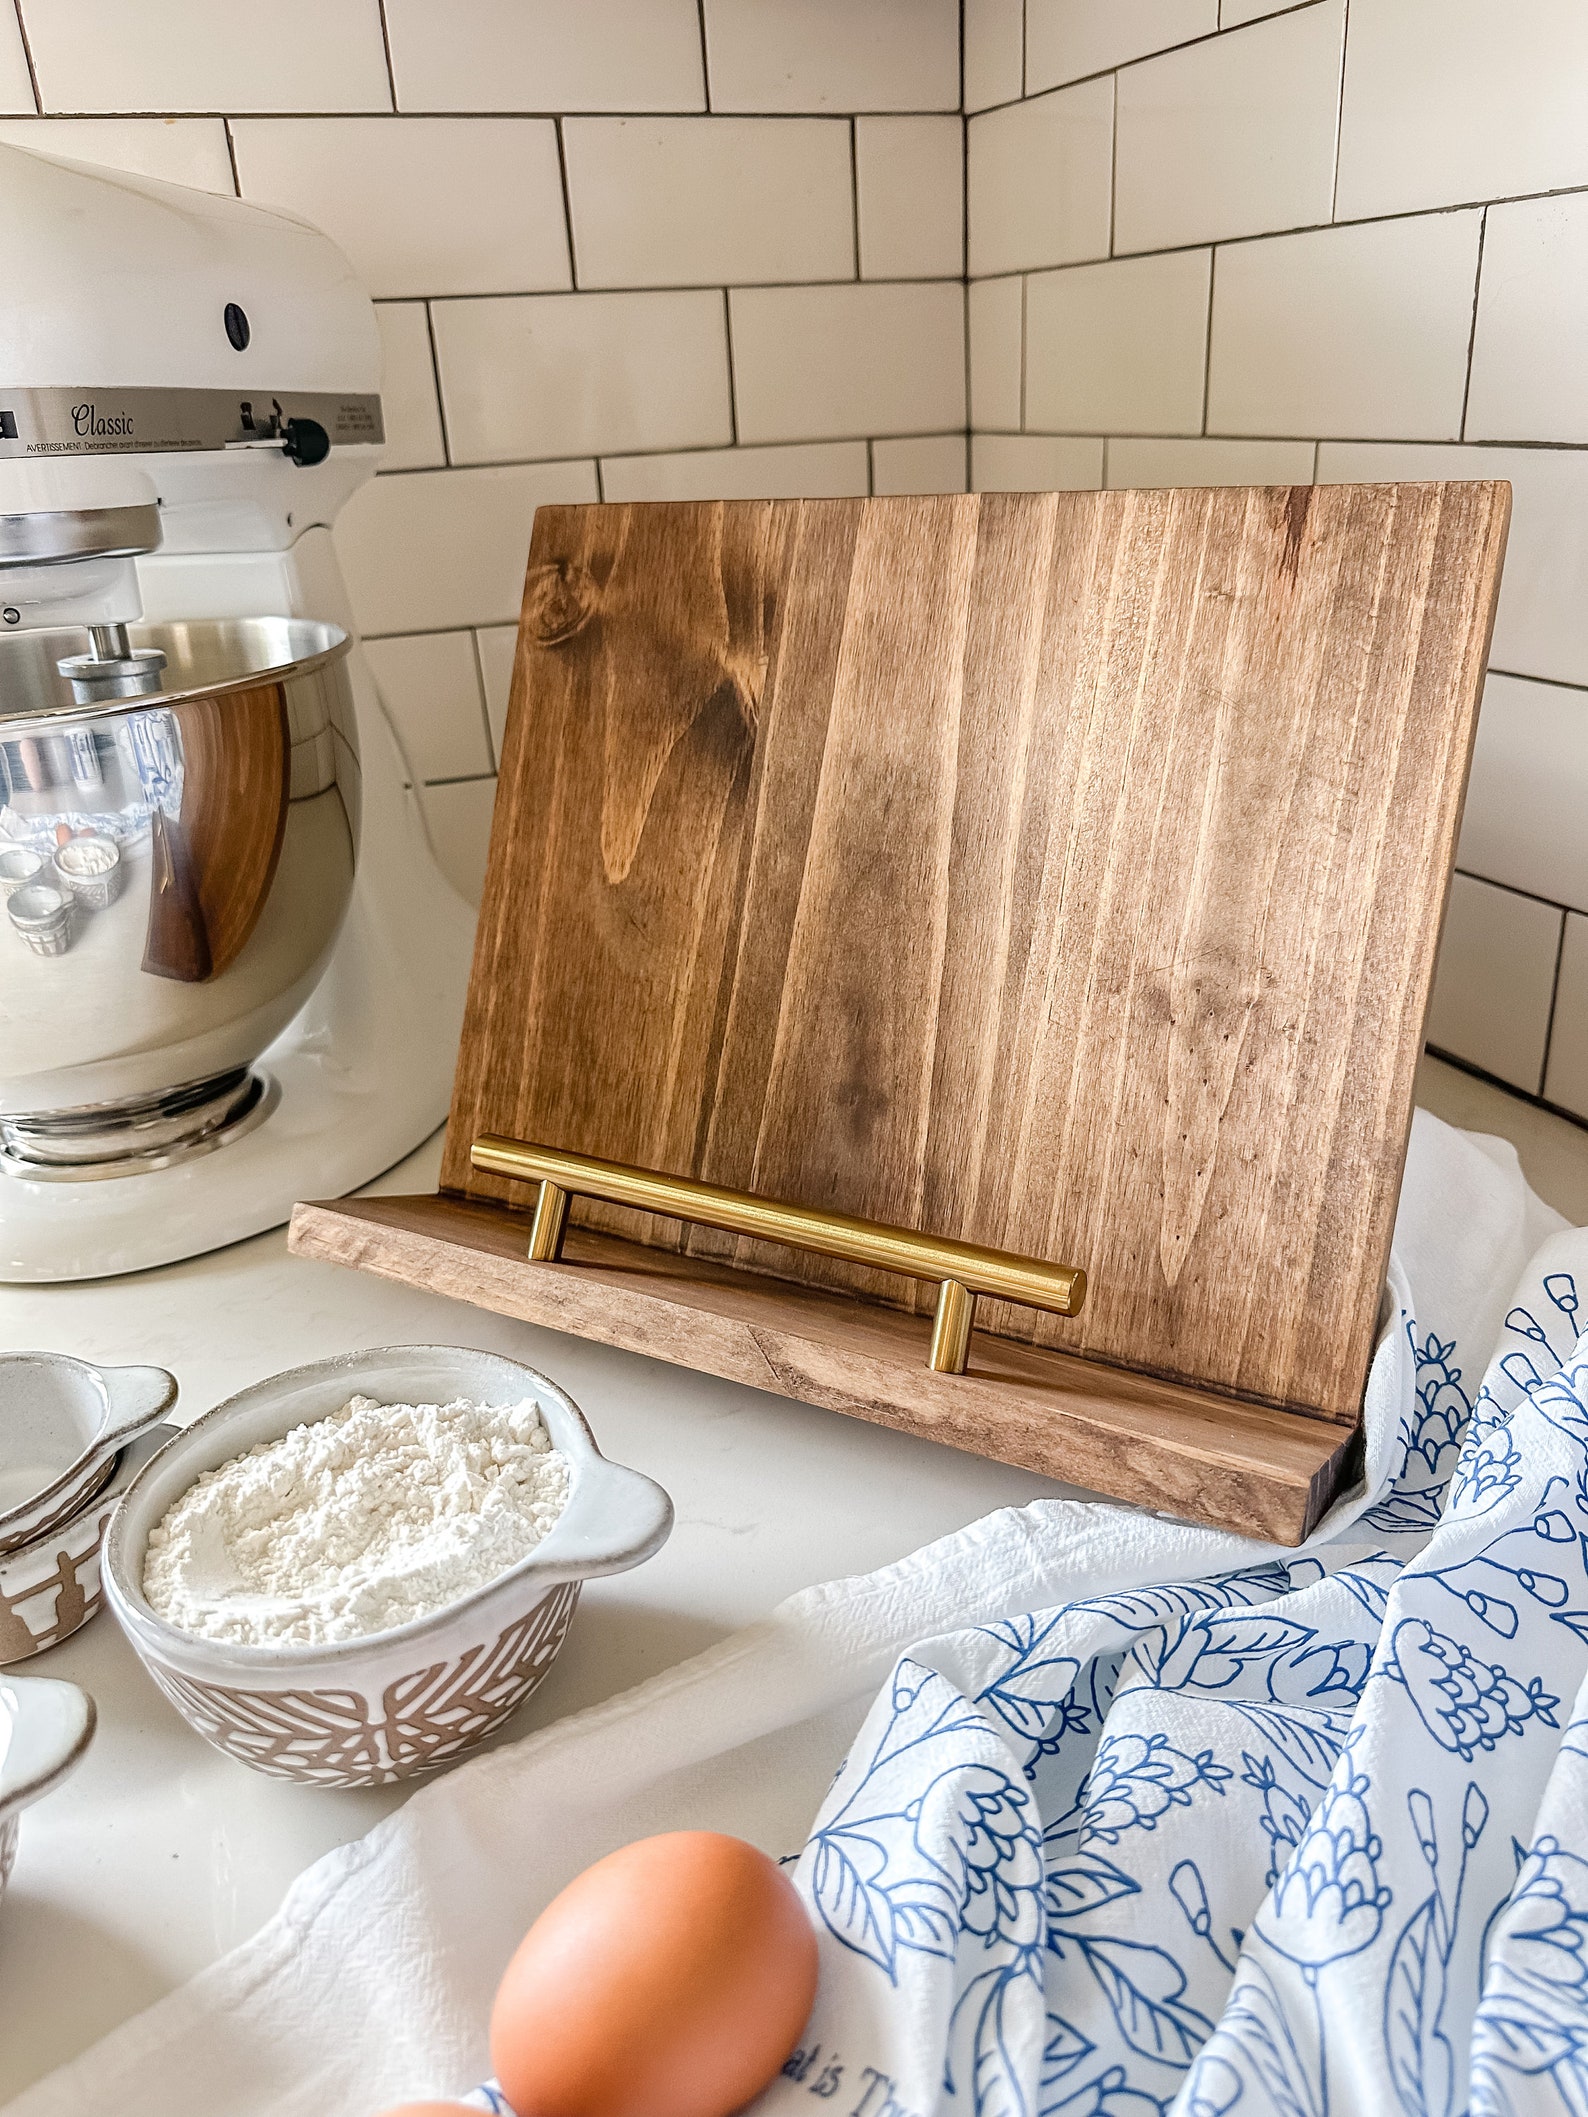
top-left (1038, 2010), bottom-right (1095, 2100)
top-left (1196, 1962), bottom-right (1317, 2117)
top-left (1384, 1893), bottom-right (1454, 2117)
top-left (810, 1827), bottom-right (901, 1977)
top-left (1075, 1935), bottom-right (1216, 2069)
top-left (1230, 1705), bottom-right (1347, 1791)
top-left (1046, 1850), bottom-right (1142, 1923)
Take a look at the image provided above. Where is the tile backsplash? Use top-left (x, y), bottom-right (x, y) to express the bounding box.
top-left (966, 0), bottom-right (1588, 1126)
top-left (6, 0), bottom-right (1585, 1129)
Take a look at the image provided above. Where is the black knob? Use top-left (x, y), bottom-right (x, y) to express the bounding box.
top-left (282, 417), bottom-right (330, 467)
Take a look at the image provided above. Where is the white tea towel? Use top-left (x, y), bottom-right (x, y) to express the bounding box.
top-left (1, 1109), bottom-right (1572, 2117)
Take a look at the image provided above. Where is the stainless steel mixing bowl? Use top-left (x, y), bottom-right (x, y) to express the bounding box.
top-left (0, 617), bottom-right (359, 1177)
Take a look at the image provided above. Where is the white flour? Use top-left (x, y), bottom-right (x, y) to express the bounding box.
top-left (143, 1394), bottom-right (571, 1647)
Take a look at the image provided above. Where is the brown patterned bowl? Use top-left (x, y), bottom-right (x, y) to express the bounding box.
top-left (102, 1347), bottom-right (673, 1788)
top-left (0, 1424), bottom-right (177, 1665)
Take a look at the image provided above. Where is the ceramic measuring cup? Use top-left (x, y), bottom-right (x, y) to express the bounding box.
top-left (0, 1353), bottom-right (177, 1554)
top-left (0, 1674), bottom-right (96, 1904)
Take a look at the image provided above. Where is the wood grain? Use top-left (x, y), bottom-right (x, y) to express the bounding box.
top-left (444, 486), bottom-right (1508, 1435)
top-left (290, 1192), bottom-right (1358, 1545)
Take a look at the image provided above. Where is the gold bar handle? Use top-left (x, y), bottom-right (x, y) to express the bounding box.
top-left (470, 1135), bottom-right (1086, 1377)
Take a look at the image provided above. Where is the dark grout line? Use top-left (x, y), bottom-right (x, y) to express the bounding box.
top-left (1459, 207), bottom-right (1489, 443)
top-left (1424, 1045), bottom-right (1588, 1137)
top-left (34, 104), bottom-right (959, 122)
top-left (1453, 866), bottom-right (1582, 917)
top-left (1328, 0), bottom-right (1349, 223)
top-left (1019, 273), bottom-right (1028, 429)
top-left (421, 274), bottom-right (964, 304)
top-left (992, 426), bottom-right (1588, 454)
top-left (968, 186), bottom-right (1588, 275)
top-left (1540, 907), bottom-right (1572, 1098)
top-left (1107, 71), bottom-right (1118, 259)
top-left (977, 0), bottom-right (1335, 119)
top-left (12, 0), bottom-right (40, 113)
top-left (960, 105), bottom-right (972, 453)
top-left (1200, 250), bottom-right (1217, 435)
top-left (467, 631), bottom-right (498, 773)
top-left (552, 117), bottom-right (579, 289)
top-left (723, 288), bottom-right (740, 444)
top-left (849, 116), bottom-right (862, 278)
top-left (372, 430), bottom-right (968, 486)
top-left (694, 0), bottom-right (713, 113)
top-left (1487, 669), bottom-right (1588, 697)
top-left (374, 0), bottom-right (399, 114)
top-left (422, 302), bottom-right (453, 466)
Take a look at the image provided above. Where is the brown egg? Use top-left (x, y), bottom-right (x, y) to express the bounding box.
top-left (369, 2105), bottom-right (479, 2115)
top-left (369, 2105), bottom-right (478, 2115)
top-left (490, 1831), bottom-right (818, 2117)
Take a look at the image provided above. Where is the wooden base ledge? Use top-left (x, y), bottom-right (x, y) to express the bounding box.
top-left (288, 1192), bottom-right (1360, 1547)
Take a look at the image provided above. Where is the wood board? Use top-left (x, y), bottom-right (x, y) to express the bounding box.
top-left (288, 1192), bottom-right (1361, 1544)
top-left (298, 483), bottom-right (1509, 1536)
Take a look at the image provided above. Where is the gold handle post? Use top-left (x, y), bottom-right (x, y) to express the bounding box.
top-left (470, 1135), bottom-right (1086, 1377)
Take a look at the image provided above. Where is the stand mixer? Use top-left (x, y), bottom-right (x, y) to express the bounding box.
top-left (0, 142), bottom-right (475, 1280)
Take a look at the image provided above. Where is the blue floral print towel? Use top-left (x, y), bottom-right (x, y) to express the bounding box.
top-left (762, 1231), bottom-right (1588, 2114)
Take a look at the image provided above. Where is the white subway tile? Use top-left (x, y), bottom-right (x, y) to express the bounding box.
top-left (856, 116), bottom-right (963, 281)
top-left (1115, 2), bottom-right (1344, 254)
top-left (419, 777), bottom-right (497, 907)
top-left (230, 119), bottom-right (569, 302)
top-left (0, 117), bottom-right (234, 189)
top-left (475, 627), bottom-right (517, 766)
top-left (1317, 443), bottom-right (1588, 691)
top-left (1425, 873), bottom-right (1561, 1093)
top-left (730, 282), bottom-right (966, 444)
top-left (971, 433), bottom-right (1105, 490)
top-left (873, 434), bottom-right (969, 494)
top-left (1336, 0), bottom-right (1588, 222)
top-left (374, 304), bottom-right (446, 472)
top-left (965, 0), bottom-right (1025, 112)
top-left (970, 276), bottom-right (1023, 431)
top-left (333, 460), bottom-right (597, 636)
top-left (1544, 913), bottom-right (1588, 1119)
top-left (704, 0), bottom-right (959, 113)
top-left (1107, 436), bottom-right (1315, 487)
top-left (600, 441), bottom-right (870, 500)
top-left (1207, 214), bottom-right (1481, 440)
top-left (1027, 0), bottom-right (1217, 92)
top-left (0, 10), bottom-right (32, 111)
top-left (564, 118), bottom-right (853, 291)
top-left (1468, 195), bottom-right (1588, 447)
top-left (363, 631), bottom-right (493, 784)
top-left (1457, 674), bottom-right (1588, 917)
top-left (22, 0), bottom-right (391, 114)
top-left (383, 0), bottom-right (704, 114)
top-left (967, 80), bottom-right (1112, 278)
top-left (1026, 251), bottom-right (1211, 436)
top-left (433, 291), bottom-right (732, 463)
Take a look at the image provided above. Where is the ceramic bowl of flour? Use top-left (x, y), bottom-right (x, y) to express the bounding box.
top-left (103, 1346), bottom-right (673, 1788)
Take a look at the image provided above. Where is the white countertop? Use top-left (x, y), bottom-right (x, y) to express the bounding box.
top-left (0, 1132), bottom-right (1075, 2105)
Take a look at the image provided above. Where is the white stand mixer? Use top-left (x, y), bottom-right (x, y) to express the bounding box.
top-left (0, 143), bottom-right (475, 1281)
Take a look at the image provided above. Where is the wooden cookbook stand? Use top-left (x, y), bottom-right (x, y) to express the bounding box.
top-left (290, 485), bottom-right (1509, 1544)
